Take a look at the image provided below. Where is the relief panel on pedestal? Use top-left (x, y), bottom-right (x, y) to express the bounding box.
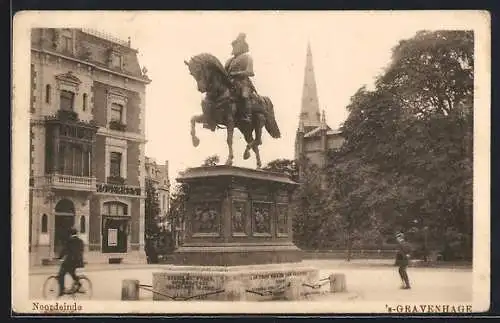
top-left (231, 200), bottom-right (247, 237)
top-left (251, 201), bottom-right (272, 237)
top-left (191, 200), bottom-right (221, 237)
top-left (276, 203), bottom-right (289, 237)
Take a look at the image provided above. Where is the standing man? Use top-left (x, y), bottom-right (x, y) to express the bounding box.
top-left (395, 231), bottom-right (412, 289)
top-left (225, 32), bottom-right (254, 124)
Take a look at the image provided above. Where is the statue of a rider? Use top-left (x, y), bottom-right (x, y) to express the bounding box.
top-left (225, 33), bottom-right (255, 124)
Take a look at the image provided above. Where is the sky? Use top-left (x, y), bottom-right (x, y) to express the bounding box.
top-left (22, 11), bottom-right (487, 187)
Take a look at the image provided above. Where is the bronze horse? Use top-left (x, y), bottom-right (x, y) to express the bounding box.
top-left (184, 53), bottom-right (281, 168)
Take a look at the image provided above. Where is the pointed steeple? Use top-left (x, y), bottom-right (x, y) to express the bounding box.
top-left (320, 110), bottom-right (327, 130)
top-left (298, 119), bottom-right (305, 134)
top-left (299, 42), bottom-right (321, 131)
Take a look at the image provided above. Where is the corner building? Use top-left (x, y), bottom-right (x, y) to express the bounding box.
top-left (29, 28), bottom-right (151, 265)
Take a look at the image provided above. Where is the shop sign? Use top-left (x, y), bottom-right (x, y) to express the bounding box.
top-left (97, 183), bottom-right (141, 196)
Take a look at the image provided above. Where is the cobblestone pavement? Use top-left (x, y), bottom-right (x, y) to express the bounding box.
top-left (28, 259), bottom-right (472, 303)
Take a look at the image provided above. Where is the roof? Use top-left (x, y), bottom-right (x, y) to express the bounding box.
top-left (304, 125), bottom-right (342, 138)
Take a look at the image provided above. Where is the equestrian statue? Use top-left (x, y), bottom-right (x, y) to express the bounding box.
top-left (184, 33), bottom-right (281, 169)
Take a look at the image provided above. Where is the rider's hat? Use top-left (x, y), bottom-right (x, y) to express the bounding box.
top-left (231, 33), bottom-right (247, 46)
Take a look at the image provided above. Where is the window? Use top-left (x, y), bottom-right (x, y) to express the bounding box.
top-left (60, 90), bottom-right (74, 111)
top-left (45, 85), bottom-right (51, 104)
top-left (80, 216), bottom-right (86, 233)
top-left (62, 35), bottom-right (73, 53)
top-left (110, 103), bottom-right (123, 122)
top-left (110, 52), bottom-right (122, 68)
top-left (103, 202), bottom-right (128, 216)
top-left (31, 64), bottom-right (35, 89)
top-left (41, 214), bottom-right (48, 233)
top-left (82, 93), bottom-right (87, 111)
top-left (110, 152), bottom-right (122, 177)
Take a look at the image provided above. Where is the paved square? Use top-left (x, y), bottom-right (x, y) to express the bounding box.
top-left (29, 260), bottom-right (472, 303)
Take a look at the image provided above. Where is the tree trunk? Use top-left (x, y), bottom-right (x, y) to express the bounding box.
top-left (345, 230), bottom-right (352, 262)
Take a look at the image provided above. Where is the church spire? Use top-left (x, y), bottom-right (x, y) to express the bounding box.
top-left (299, 42), bottom-right (321, 130)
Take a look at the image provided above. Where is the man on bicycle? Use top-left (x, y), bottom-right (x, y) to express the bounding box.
top-left (57, 227), bottom-right (85, 297)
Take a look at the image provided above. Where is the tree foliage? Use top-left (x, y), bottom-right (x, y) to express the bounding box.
top-left (328, 30), bottom-right (473, 260)
top-left (262, 158), bottom-right (299, 182)
top-left (145, 178), bottom-right (161, 236)
top-left (202, 155), bottom-right (220, 166)
top-left (266, 31), bottom-right (473, 260)
top-left (376, 30), bottom-right (473, 117)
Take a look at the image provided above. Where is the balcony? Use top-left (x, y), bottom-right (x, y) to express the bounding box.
top-left (33, 174), bottom-right (97, 192)
top-left (56, 109), bottom-right (79, 122)
top-left (109, 120), bottom-right (127, 132)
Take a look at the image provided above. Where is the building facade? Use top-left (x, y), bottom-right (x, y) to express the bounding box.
top-left (29, 28), bottom-right (151, 265)
top-left (294, 43), bottom-right (344, 177)
top-left (144, 157), bottom-right (170, 229)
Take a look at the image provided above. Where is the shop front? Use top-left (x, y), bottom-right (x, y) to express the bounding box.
top-left (88, 184), bottom-right (145, 264)
top-left (101, 201), bottom-right (130, 254)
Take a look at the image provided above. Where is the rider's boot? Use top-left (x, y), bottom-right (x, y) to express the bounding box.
top-left (240, 100), bottom-right (251, 123)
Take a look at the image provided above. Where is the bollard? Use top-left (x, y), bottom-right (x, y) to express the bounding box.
top-left (284, 276), bottom-right (303, 301)
top-left (121, 279), bottom-right (140, 300)
top-left (225, 280), bottom-right (246, 301)
top-left (329, 273), bottom-right (347, 293)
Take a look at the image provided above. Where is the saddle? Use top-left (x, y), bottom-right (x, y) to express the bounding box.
top-left (202, 92), bottom-right (266, 131)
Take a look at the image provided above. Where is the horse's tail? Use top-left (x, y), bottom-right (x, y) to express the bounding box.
top-left (262, 97), bottom-right (281, 139)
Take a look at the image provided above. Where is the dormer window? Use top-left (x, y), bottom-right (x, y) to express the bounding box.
top-left (62, 35), bottom-right (73, 53)
top-left (110, 52), bottom-right (122, 69)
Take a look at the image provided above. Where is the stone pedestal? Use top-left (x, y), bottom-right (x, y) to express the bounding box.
top-left (171, 165), bottom-right (302, 266)
top-left (154, 166), bottom-right (320, 301)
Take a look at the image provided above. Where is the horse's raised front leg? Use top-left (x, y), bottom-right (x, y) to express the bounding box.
top-left (190, 115), bottom-right (203, 147)
top-left (242, 127), bottom-right (253, 161)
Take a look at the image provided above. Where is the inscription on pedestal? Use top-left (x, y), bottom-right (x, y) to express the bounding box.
top-left (164, 275), bottom-right (221, 292)
top-left (153, 266), bottom-right (320, 301)
top-left (252, 202), bottom-right (272, 236)
top-left (192, 201), bottom-right (221, 237)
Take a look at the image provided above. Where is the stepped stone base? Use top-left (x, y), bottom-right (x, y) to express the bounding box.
top-left (152, 263), bottom-right (320, 301)
top-left (170, 243), bottom-right (303, 266)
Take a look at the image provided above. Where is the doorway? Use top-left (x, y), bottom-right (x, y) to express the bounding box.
top-left (54, 199), bottom-right (75, 255)
top-left (54, 215), bottom-right (75, 254)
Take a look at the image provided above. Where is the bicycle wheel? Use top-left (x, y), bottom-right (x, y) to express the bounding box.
top-left (75, 276), bottom-right (93, 300)
top-left (42, 276), bottom-right (60, 300)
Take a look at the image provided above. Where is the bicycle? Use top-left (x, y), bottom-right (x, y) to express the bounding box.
top-left (43, 273), bottom-right (93, 300)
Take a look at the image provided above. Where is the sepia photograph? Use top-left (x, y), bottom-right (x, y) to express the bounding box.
top-left (12, 10), bottom-right (490, 314)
